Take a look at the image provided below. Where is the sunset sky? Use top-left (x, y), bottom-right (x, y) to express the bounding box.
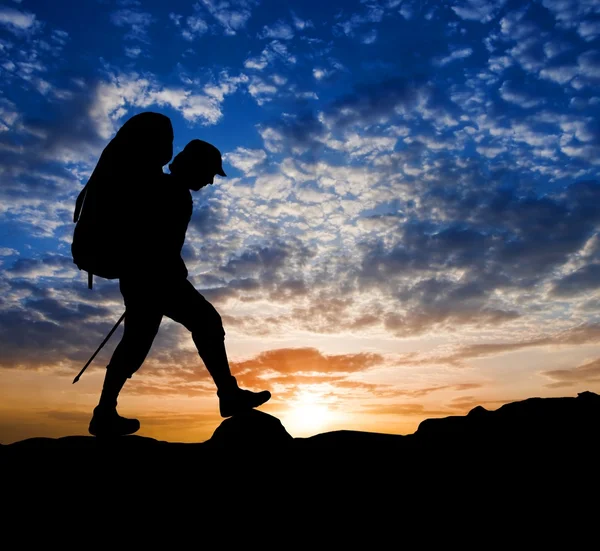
top-left (1, 0), bottom-right (600, 444)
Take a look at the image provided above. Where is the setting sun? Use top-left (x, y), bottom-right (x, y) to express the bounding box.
top-left (282, 392), bottom-right (337, 437)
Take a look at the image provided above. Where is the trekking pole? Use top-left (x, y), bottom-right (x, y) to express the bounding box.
top-left (72, 311), bottom-right (126, 384)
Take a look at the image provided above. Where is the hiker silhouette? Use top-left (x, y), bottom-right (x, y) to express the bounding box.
top-left (80, 112), bottom-right (271, 437)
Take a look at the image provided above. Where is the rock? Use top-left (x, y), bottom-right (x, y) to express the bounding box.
top-left (208, 409), bottom-right (294, 451)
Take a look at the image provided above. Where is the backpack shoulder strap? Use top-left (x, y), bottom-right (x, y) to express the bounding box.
top-left (74, 183), bottom-right (88, 223)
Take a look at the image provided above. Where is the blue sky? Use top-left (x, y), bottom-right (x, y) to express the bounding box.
top-left (1, 0), bottom-right (600, 442)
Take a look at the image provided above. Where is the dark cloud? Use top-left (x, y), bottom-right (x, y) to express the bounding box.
top-left (352, 178), bottom-right (600, 334)
top-left (542, 357), bottom-right (600, 387)
top-left (7, 254), bottom-right (74, 276)
top-left (263, 75), bottom-right (439, 156)
top-left (430, 323), bottom-right (600, 366)
top-left (551, 263), bottom-right (600, 297)
top-left (189, 200), bottom-right (226, 236)
top-left (0, 79), bottom-right (106, 202)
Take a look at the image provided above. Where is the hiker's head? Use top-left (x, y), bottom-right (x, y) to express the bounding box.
top-left (168, 139), bottom-right (227, 191)
top-left (113, 112), bottom-right (174, 169)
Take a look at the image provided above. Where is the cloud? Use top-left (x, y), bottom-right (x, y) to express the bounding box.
top-left (199, 0), bottom-right (258, 36)
top-left (452, 0), bottom-right (507, 23)
top-left (0, 6), bottom-right (38, 32)
top-left (110, 9), bottom-right (154, 41)
top-left (259, 76), bottom-right (463, 157)
top-left (225, 147), bottom-right (267, 174)
top-left (247, 75), bottom-right (279, 105)
top-left (542, 357), bottom-right (600, 388)
top-left (291, 12), bottom-right (313, 30)
top-left (499, 80), bottom-right (545, 108)
top-left (361, 29), bottom-right (377, 44)
top-left (125, 46), bottom-right (142, 58)
top-left (183, 15), bottom-right (209, 40)
top-left (258, 20), bottom-right (294, 40)
top-left (429, 323), bottom-right (600, 366)
top-left (334, 3), bottom-right (384, 37)
top-left (170, 9), bottom-right (209, 41)
top-left (433, 47), bottom-right (473, 67)
top-left (542, 0), bottom-right (600, 40)
top-left (551, 263), bottom-right (600, 297)
top-left (230, 347), bottom-right (385, 376)
top-left (244, 40), bottom-right (297, 71)
top-left (89, 71), bottom-right (248, 136)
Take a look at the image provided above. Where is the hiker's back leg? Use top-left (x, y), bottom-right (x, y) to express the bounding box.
top-left (97, 280), bottom-right (163, 409)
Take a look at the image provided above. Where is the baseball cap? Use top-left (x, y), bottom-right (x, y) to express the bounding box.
top-left (177, 139), bottom-right (227, 177)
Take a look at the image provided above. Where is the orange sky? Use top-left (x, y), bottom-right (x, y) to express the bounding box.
top-left (2, 321), bottom-right (599, 444)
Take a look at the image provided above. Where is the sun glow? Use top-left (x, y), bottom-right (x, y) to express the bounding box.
top-left (282, 391), bottom-right (338, 437)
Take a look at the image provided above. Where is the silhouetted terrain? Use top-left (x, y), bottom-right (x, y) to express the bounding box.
top-left (2, 391), bottom-right (597, 467)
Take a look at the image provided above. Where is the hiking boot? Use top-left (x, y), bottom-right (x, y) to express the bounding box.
top-left (218, 380), bottom-right (271, 418)
top-left (89, 405), bottom-right (140, 437)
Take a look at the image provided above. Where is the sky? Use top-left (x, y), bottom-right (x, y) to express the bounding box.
top-left (1, 0), bottom-right (600, 444)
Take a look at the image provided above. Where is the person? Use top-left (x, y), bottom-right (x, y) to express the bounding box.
top-left (88, 136), bottom-right (271, 437)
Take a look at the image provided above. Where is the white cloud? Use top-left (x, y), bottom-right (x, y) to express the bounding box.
top-left (433, 47), bottom-right (473, 67)
top-left (258, 21), bottom-right (294, 40)
top-left (110, 9), bottom-right (154, 40)
top-left (399, 4), bottom-right (414, 20)
top-left (199, 0), bottom-right (257, 36)
top-left (225, 147), bottom-right (267, 174)
top-left (577, 20), bottom-right (600, 41)
top-left (0, 6), bottom-right (37, 32)
top-left (247, 76), bottom-right (278, 105)
top-left (88, 71), bottom-right (247, 138)
top-left (291, 12), bottom-right (313, 30)
top-left (326, 132), bottom-right (398, 158)
top-left (499, 9), bottom-right (538, 40)
top-left (258, 126), bottom-right (285, 153)
top-left (541, 1), bottom-right (600, 42)
top-left (271, 74), bottom-right (287, 86)
top-left (334, 3), bottom-right (384, 37)
top-left (499, 81), bottom-right (545, 108)
top-left (561, 143), bottom-right (600, 164)
top-left (182, 15), bottom-right (209, 41)
top-left (125, 46), bottom-right (142, 58)
top-left (169, 13), bottom-right (182, 25)
top-left (313, 68), bottom-right (330, 80)
top-left (361, 29), bottom-right (377, 44)
top-left (0, 98), bottom-right (18, 130)
top-left (476, 144), bottom-right (507, 158)
top-left (539, 65), bottom-right (577, 85)
top-left (452, 0), bottom-right (507, 23)
top-left (243, 40), bottom-right (297, 71)
top-left (244, 56), bottom-right (268, 70)
top-left (578, 50), bottom-right (600, 78)
top-left (488, 55), bottom-right (512, 73)
top-left (543, 40), bottom-right (571, 59)
top-left (204, 73), bottom-right (249, 101)
top-left (509, 37), bottom-right (546, 73)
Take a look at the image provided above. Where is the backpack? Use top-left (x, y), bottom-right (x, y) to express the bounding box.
top-left (71, 111), bottom-right (174, 289)
top-left (72, 174), bottom-right (128, 289)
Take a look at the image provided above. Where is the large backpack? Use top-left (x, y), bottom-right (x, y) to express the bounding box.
top-left (71, 111), bottom-right (173, 289)
top-left (72, 174), bottom-right (126, 289)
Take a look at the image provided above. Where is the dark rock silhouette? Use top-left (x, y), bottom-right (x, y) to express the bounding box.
top-left (414, 390), bottom-right (599, 454)
top-left (2, 391), bottom-right (597, 463)
top-left (3, 390), bottom-right (598, 529)
top-left (208, 409), bottom-right (293, 451)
